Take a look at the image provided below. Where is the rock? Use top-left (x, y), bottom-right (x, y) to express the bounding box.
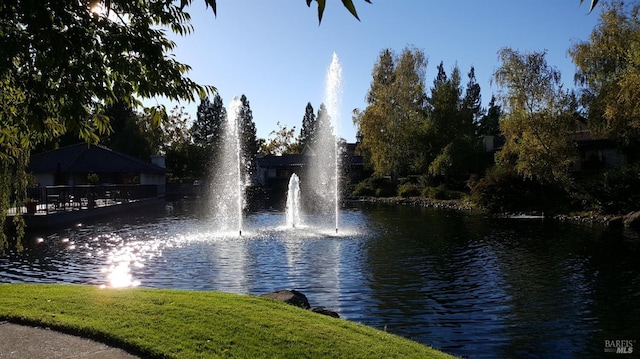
top-left (311, 307), bottom-right (340, 318)
top-left (623, 211), bottom-right (640, 230)
top-left (260, 289), bottom-right (311, 309)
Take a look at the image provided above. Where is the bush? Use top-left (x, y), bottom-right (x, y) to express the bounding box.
top-left (469, 166), bottom-right (567, 213)
top-left (574, 164), bottom-right (640, 214)
top-left (352, 176), bottom-right (397, 197)
top-left (375, 187), bottom-right (396, 197)
top-left (352, 182), bottom-right (376, 196)
top-left (423, 185), bottom-right (447, 200)
top-left (398, 183), bottom-right (421, 198)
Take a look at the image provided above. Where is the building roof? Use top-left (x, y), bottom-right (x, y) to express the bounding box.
top-left (28, 143), bottom-right (166, 174)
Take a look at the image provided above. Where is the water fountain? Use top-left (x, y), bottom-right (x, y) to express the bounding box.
top-left (208, 54), bottom-right (342, 236)
top-left (307, 52), bottom-right (343, 233)
top-left (210, 97), bottom-right (246, 236)
top-left (286, 173), bottom-right (302, 228)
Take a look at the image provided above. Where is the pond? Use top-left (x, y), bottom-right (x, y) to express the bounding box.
top-left (1, 201), bottom-right (639, 358)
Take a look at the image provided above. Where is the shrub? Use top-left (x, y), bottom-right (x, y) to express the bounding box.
top-left (398, 183), bottom-right (421, 198)
top-left (352, 176), bottom-right (397, 197)
top-left (423, 185), bottom-right (447, 200)
top-left (469, 166), bottom-right (567, 213)
top-left (575, 164), bottom-right (640, 214)
top-left (352, 182), bottom-right (376, 197)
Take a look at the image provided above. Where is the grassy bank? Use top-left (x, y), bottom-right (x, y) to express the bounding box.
top-left (0, 284), bottom-right (455, 358)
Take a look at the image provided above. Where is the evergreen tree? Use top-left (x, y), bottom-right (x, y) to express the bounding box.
top-left (315, 103), bottom-right (335, 148)
top-left (101, 101), bottom-right (155, 160)
top-left (193, 94), bottom-right (227, 147)
top-left (299, 102), bottom-right (317, 150)
top-left (425, 62), bottom-right (462, 174)
top-left (188, 94), bottom-right (227, 179)
top-left (238, 94), bottom-right (259, 182)
top-left (426, 63), bottom-right (483, 185)
top-left (462, 67), bottom-right (483, 126)
top-left (478, 96), bottom-right (502, 136)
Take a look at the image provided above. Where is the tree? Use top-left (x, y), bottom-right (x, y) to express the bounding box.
top-left (298, 102), bottom-right (317, 150)
top-left (238, 94), bottom-right (259, 182)
top-left (425, 62), bottom-right (463, 175)
top-left (493, 47), bottom-right (578, 184)
top-left (357, 49), bottom-right (395, 176)
top-left (462, 67), bottom-right (484, 127)
top-left (569, 1), bottom-right (640, 145)
top-left (155, 105), bottom-right (193, 153)
top-left (157, 106), bottom-right (203, 182)
top-left (392, 47), bottom-right (429, 175)
top-left (425, 63), bottom-right (483, 185)
top-left (260, 122), bottom-right (298, 156)
top-left (1, 0), bottom-right (218, 249)
top-left (357, 47), bottom-right (428, 178)
top-left (315, 103), bottom-right (335, 150)
top-left (101, 102), bottom-right (156, 160)
top-left (478, 96), bottom-right (502, 136)
top-left (193, 94), bottom-right (226, 147)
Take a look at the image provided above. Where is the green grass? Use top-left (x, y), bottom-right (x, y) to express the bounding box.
top-left (0, 284), bottom-right (456, 358)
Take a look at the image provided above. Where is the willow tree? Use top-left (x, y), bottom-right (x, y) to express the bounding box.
top-left (569, 1), bottom-right (640, 145)
top-left (493, 48), bottom-right (578, 184)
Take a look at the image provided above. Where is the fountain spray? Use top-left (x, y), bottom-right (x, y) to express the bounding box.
top-left (286, 173), bottom-right (302, 228)
top-left (211, 97), bottom-right (246, 236)
top-left (325, 53), bottom-right (342, 233)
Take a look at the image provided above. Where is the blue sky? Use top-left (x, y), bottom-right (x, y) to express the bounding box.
top-left (150, 1), bottom-right (602, 143)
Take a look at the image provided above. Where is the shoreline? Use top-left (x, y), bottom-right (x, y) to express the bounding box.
top-left (346, 196), bottom-right (640, 234)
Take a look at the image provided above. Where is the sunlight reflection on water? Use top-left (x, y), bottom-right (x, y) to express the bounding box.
top-left (81, 210), bottom-right (368, 290)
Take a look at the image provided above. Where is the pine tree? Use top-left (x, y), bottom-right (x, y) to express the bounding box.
top-left (298, 102), bottom-right (317, 150)
top-left (192, 94), bottom-right (227, 148)
top-left (478, 96), bottom-right (502, 136)
top-left (238, 94), bottom-right (259, 182)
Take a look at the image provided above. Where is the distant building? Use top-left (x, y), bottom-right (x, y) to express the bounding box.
top-left (255, 143), bottom-right (364, 186)
top-left (28, 143), bottom-right (166, 196)
top-left (571, 117), bottom-right (626, 172)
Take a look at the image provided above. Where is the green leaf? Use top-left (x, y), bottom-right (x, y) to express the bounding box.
top-left (341, 0), bottom-right (361, 21)
top-left (205, 0), bottom-right (217, 16)
top-left (317, 0), bottom-right (326, 24)
top-left (580, 0), bottom-right (599, 13)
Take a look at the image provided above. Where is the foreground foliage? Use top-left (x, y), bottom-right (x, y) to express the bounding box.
top-left (0, 284), bottom-right (454, 359)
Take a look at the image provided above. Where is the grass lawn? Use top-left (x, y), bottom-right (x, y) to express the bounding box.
top-left (0, 284), bottom-right (455, 358)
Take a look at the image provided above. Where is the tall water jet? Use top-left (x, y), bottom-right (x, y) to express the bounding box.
top-left (210, 97), bottom-right (246, 236)
top-left (308, 52), bottom-right (342, 232)
top-left (285, 173), bottom-right (302, 228)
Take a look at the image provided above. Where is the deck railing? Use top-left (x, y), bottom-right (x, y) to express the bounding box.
top-left (20, 184), bottom-right (158, 215)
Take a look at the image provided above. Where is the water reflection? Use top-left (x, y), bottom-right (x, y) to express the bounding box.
top-left (1, 202), bottom-right (639, 358)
